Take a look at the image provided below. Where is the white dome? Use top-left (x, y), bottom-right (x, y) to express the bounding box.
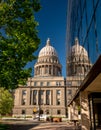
top-left (71, 38), bottom-right (88, 56)
top-left (38, 38), bottom-right (58, 57)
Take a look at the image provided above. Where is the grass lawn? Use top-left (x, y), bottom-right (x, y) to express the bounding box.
top-left (0, 124), bottom-right (9, 130)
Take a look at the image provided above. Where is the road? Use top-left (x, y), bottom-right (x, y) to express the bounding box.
top-left (0, 120), bottom-right (81, 130)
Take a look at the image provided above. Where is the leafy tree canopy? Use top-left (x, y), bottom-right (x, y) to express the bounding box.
top-left (0, 87), bottom-right (14, 115)
top-left (0, 0), bottom-right (41, 89)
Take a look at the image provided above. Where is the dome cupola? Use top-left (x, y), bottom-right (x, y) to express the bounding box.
top-left (71, 37), bottom-right (88, 57)
top-left (67, 37), bottom-right (92, 76)
top-left (38, 38), bottom-right (58, 58)
top-left (34, 38), bottom-right (62, 77)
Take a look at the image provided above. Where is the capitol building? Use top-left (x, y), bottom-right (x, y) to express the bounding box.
top-left (13, 38), bottom-right (92, 118)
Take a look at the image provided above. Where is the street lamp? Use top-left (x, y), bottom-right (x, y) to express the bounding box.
top-left (38, 87), bottom-right (41, 121)
top-left (33, 107), bottom-right (37, 119)
top-left (38, 106), bottom-right (40, 121)
top-left (64, 78), bottom-right (68, 117)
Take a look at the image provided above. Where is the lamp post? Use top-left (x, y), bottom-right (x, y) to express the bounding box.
top-left (33, 107), bottom-right (37, 119)
top-left (38, 87), bottom-right (41, 121)
top-left (64, 78), bottom-right (68, 117)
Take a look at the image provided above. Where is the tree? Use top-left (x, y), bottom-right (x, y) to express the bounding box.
top-left (0, 0), bottom-right (41, 89)
top-left (0, 87), bottom-right (13, 115)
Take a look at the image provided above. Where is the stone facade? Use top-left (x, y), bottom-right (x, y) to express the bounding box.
top-left (13, 39), bottom-right (66, 117)
top-left (13, 38), bottom-right (92, 119)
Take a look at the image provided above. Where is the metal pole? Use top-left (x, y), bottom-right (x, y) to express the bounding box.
top-left (64, 78), bottom-right (68, 117)
top-left (38, 87), bottom-right (41, 121)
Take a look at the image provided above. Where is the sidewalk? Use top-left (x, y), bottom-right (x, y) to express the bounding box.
top-left (31, 122), bottom-right (81, 130)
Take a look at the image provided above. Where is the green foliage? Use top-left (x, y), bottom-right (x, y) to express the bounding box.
top-left (0, 88), bottom-right (13, 115)
top-left (0, 0), bottom-right (41, 89)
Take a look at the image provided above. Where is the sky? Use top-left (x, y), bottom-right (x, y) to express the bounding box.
top-left (27, 0), bottom-right (68, 77)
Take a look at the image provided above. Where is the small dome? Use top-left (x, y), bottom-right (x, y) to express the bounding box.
top-left (38, 38), bottom-right (58, 57)
top-left (71, 38), bottom-right (88, 56)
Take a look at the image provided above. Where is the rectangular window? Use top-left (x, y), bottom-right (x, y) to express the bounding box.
top-left (47, 82), bottom-right (50, 86)
top-left (22, 110), bottom-right (26, 114)
top-left (22, 90), bottom-right (27, 95)
top-left (40, 98), bottom-right (44, 105)
top-left (56, 82), bottom-right (61, 86)
top-left (33, 98), bottom-right (37, 105)
top-left (67, 90), bottom-right (72, 95)
top-left (40, 90), bottom-right (44, 95)
top-left (22, 98), bottom-right (26, 105)
top-left (40, 82), bottom-right (43, 86)
top-left (59, 82), bottom-right (61, 86)
top-left (33, 90), bottom-right (37, 95)
top-left (57, 90), bottom-right (61, 95)
top-left (34, 82), bottom-right (37, 86)
top-left (56, 82), bottom-right (58, 86)
top-left (67, 81), bottom-right (72, 86)
top-left (46, 90), bottom-right (50, 95)
top-left (46, 109), bottom-right (49, 114)
top-left (57, 110), bottom-right (61, 115)
top-left (57, 99), bottom-right (60, 105)
top-left (46, 99), bottom-right (50, 105)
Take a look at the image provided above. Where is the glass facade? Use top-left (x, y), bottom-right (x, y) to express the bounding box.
top-left (66, 1), bottom-right (101, 129)
top-left (66, 0), bottom-right (101, 66)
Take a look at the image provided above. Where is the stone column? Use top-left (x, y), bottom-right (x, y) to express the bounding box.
top-left (51, 65), bottom-right (53, 75)
top-left (68, 106), bottom-right (71, 120)
top-left (14, 89), bottom-right (20, 106)
top-left (38, 66), bottom-right (40, 75)
top-left (73, 101), bottom-right (79, 120)
top-left (48, 65), bottom-right (49, 74)
top-left (55, 66), bottom-right (57, 76)
top-left (53, 89), bottom-right (56, 105)
top-left (54, 66), bottom-right (56, 76)
top-left (44, 90), bottom-right (46, 105)
top-left (37, 90), bottom-right (38, 105)
top-left (51, 90), bottom-right (53, 105)
top-left (70, 104), bottom-right (73, 120)
top-left (80, 91), bottom-right (90, 130)
top-left (45, 65), bottom-right (47, 74)
top-left (69, 102), bottom-right (78, 121)
top-left (40, 66), bottom-right (42, 75)
top-left (31, 90), bottom-right (33, 105)
top-left (44, 66), bottom-right (45, 75)
top-left (37, 90), bottom-right (39, 105)
top-left (61, 89), bottom-right (65, 106)
top-left (42, 65), bottom-right (44, 75)
top-left (53, 65), bottom-right (55, 75)
top-left (27, 89), bottom-right (30, 105)
top-left (50, 90), bottom-right (51, 105)
top-left (19, 89), bottom-right (22, 105)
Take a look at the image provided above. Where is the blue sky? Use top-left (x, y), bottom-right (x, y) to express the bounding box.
top-left (27, 0), bottom-right (67, 77)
